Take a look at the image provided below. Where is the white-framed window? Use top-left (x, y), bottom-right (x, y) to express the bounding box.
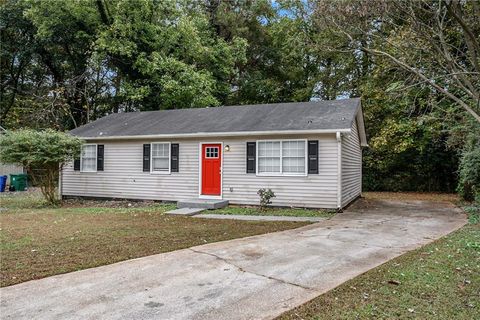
top-left (257, 140), bottom-right (307, 176)
top-left (151, 142), bottom-right (170, 173)
top-left (205, 147), bottom-right (219, 158)
top-left (81, 144), bottom-right (97, 172)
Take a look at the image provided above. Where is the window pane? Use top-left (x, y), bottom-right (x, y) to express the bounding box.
top-left (258, 157), bottom-right (280, 173)
top-left (151, 143), bottom-right (170, 172)
top-left (282, 157), bottom-right (305, 173)
top-left (206, 147), bottom-right (219, 158)
top-left (258, 141), bottom-right (280, 157)
top-left (82, 158), bottom-right (96, 171)
top-left (152, 143), bottom-right (169, 157)
top-left (258, 141), bottom-right (281, 173)
top-left (152, 157), bottom-right (169, 171)
top-left (282, 141), bottom-right (306, 174)
top-left (81, 145), bottom-right (96, 171)
top-left (282, 141), bottom-right (305, 157)
top-left (82, 145), bottom-right (96, 157)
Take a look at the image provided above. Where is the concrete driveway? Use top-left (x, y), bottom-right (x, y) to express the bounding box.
top-left (0, 198), bottom-right (466, 320)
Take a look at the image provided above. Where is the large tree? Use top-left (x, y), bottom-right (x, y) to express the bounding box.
top-left (312, 0), bottom-right (480, 123)
top-left (1, 0), bottom-right (247, 129)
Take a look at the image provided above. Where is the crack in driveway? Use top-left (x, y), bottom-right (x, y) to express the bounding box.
top-left (188, 248), bottom-right (318, 292)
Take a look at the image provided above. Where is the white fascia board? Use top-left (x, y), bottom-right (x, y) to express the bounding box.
top-left (76, 129), bottom-right (352, 141)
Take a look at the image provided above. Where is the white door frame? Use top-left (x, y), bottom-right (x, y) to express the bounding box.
top-left (198, 142), bottom-right (223, 199)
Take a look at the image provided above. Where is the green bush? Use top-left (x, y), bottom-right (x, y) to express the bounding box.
top-left (457, 144), bottom-right (480, 202)
top-left (0, 129), bottom-right (82, 205)
top-left (257, 188), bottom-right (276, 210)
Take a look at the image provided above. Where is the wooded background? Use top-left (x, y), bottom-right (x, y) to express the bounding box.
top-left (1, 0), bottom-right (479, 195)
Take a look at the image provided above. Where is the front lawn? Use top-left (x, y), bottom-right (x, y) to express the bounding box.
top-left (278, 200), bottom-right (480, 319)
top-left (0, 191), bottom-right (309, 287)
top-left (207, 205), bottom-right (336, 218)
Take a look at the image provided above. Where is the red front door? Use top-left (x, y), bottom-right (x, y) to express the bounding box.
top-left (201, 144), bottom-right (222, 196)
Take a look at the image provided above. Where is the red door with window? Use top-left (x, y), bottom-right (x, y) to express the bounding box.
top-left (201, 144), bottom-right (221, 196)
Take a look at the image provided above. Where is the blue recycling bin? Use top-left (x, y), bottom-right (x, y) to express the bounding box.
top-left (0, 175), bottom-right (7, 192)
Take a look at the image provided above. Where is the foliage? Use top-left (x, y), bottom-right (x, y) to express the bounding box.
top-left (464, 205), bottom-right (480, 225)
top-left (1, 0), bottom-right (479, 195)
top-left (257, 188), bottom-right (276, 209)
top-left (457, 139), bottom-right (480, 202)
top-left (0, 0), bottom-right (247, 129)
top-left (0, 130), bottom-right (82, 204)
top-left (360, 68), bottom-right (460, 192)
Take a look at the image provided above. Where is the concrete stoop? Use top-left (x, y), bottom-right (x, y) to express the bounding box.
top-left (177, 199), bottom-right (229, 210)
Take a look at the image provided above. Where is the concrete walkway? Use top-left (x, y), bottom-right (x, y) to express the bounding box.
top-left (194, 213), bottom-right (326, 222)
top-left (0, 199), bottom-right (466, 320)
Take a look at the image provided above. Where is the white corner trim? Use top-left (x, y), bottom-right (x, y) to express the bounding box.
top-left (77, 129), bottom-right (351, 141)
top-left (336, 132), bottom-right (342, 209)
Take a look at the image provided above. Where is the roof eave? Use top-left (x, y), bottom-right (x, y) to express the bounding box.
top-left (73, 128), bottom-right (352, 141)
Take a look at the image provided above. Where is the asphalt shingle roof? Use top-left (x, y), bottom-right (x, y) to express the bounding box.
top-left (70, 98), bottom-right (361, 138)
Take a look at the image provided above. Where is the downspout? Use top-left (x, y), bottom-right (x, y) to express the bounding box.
top-left (58, 164), bottom-right (63, 201)
top-left (336, 132), bottom-right (342, 210)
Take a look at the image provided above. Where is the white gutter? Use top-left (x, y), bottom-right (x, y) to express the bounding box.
top-left (336, 131), bottom-right (342, 210)
top-left (77, 128), bottom-right (351, 141)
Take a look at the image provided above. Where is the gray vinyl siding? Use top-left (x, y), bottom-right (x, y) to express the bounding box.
top-left (341, 120), bottom-right (362, 207)
top-left (61, 134), bottom-right (339, 208)
top-left (0, 163), bottom-right (24, 178)
top-left (62, 141), bottom-right (199, 201)
top-left (223, 135), bottom-right (338, 208)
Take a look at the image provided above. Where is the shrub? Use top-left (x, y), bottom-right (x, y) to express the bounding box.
top-left (457, 144), bottom-right (480, 202)
top-left (0, 129), bottom-right (82, 205)
top-left (257, 188), bottom-right (275, 210)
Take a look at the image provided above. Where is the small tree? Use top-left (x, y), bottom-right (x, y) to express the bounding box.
top-left (0, 129), bottom-right (82, 205)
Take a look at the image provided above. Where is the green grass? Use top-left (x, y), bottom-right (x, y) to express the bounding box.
top-left (207, 205), bottom-right (336, 218)
top-left (278, 223), bottom-right (480, 320)
top-left (0, 190), bottom-right (47, 209)
top-left (0, 191), bottom-right (309, 287)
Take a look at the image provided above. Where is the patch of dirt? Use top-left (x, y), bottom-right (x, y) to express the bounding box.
top-left (61, 197), bottom-right (162, 209)
top-left (363, 192), bottom-right (458, 202)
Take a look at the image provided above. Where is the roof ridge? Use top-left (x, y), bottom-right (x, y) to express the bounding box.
top-left (109, 98), bottom-right (361, 116)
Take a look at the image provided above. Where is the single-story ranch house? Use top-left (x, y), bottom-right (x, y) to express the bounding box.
top-left (62, 98), bottom-right (367, 209)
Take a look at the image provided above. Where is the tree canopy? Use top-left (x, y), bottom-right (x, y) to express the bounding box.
top-left (1, 0), bottom-right (479, 196)
top-left (0, 129), bottom-right (83, 204)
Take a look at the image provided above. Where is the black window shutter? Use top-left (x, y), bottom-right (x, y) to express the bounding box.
top-left (97, 145), bottom-right (104, 171)
top-left (246, 142), bottom-right (256, 173)
top-left (308, 140), bottom-right (319, 174)
top-left (171, 143), bottom-right (179, 172)
top-left (73, 158), bottom-right (80, 171)
top-left (143, 144), bottom-right (151, 172)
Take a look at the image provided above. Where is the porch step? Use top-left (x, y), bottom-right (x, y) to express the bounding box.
top-left (165, 208), bottom-right (205, 216)
top-left (177, 199), bottom-right (229, 210)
